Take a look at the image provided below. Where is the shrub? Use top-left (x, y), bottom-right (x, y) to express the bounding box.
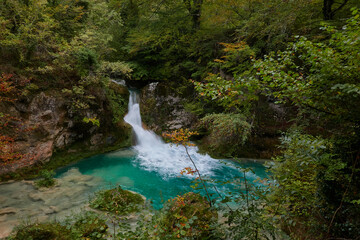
top-left (9, 222), bottom-right (73, 240)
top-left (153, 192), bottom-right (218, 239)
top-left (199, 113), bottom-right (251, 157)
top-left (35, 170), bottom-right (56, 188)
top-left (90, 186), bottom-right (144, 214)
top-left (267, 131), bottom-right (347, 239)
top-left (70, 211), bottom-right (108, 240)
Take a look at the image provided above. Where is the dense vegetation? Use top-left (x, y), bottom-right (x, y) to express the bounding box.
top-left (90, 186), bottom-right (145, 214)
top-left (1, 0), bottom-right (360, 239)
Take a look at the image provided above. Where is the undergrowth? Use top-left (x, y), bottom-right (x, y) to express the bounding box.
top-left (90, 186), bottom-right (145, 214)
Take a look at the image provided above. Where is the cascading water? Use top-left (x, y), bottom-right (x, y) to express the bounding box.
top-left (124, 90), bottom-right (221, 179)
top-left (0, 89), bottom-right (268, 238)
top-left (54, 89), bottom-right (267, 209)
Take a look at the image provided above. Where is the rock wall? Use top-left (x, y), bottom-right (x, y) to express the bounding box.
top-left (140, 82), bottom-right (197, 133)
top-left (140, 81), bottom-right (294, 159)
top-left (0, 83), bottom-right (131, 175)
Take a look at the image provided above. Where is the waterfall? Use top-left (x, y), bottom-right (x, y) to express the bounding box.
top-left (124, 91), bottom-right (164, 148)
top-left (124, 91), bottom-right (221, 179)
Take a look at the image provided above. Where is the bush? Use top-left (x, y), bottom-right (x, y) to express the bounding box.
top-left (35, 170), bottom-right (56, 188)
top-left (117, 192), bottom-right (218, 239)
top-left (9, 222), bottom-right (73, 240)
top-left (90, 186), bottom-right (144, 214)
top-left (70, 211), bottom-right (108, 240)
top-left (153, 192), bottom-right (218, 239)
top-left (199, 113), bottom-right (251, 157)
top-left (74, 47), bottom-right (99, 76)
top-left (267, 131), bottom-right (346, 239)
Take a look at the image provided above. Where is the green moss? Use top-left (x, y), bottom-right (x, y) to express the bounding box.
top-left (90, 186), bottom-right (145, 214)
top-left (9, 222), bottom-right (73, 240)
top-left (34, 170), bottom-right (56, 188)
top-left (183, 101), bottom-right (205, 116)
top-left (197, 113), bottom-right (251, 158)
top-left (9, 212), bottom-right (109, 240)
top-left (106, 82), bottom-right (129, 124)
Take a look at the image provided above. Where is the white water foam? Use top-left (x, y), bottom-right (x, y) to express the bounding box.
top-left (124, 91), bottom-right (222, 179)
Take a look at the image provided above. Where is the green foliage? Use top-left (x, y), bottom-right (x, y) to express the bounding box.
top-left (35, 170), bottom-right (56, 188)
top-left (153, 192), bottom-right (217, 239)
top-left (118, 192), bottom-right (218, 240)
top-left (214, 168), bottom-right (288, 240)
top-left (9, 211), bottom-right (108, 240)
top-left (193, 73), bottom-right (258, 111)
top-left (253, 9), bottom-right (360, 124)
top-left (9, 222), bottom-right (73, 240)
top-left (183, 101), bottom-right (205, 116)
top-left (83, 117), bottom-right (100, 127)
top-left (210, 42), bottom-right (255, 75)
top-left (73, 47), bottom-right (99, 76)
top-left (99, 61), bottom-right (133, 78)
top-left (90, 186), bottom-right (144, 214)
top-left (266, 131), bottom-right (347, 238)
top-left (0, 0), bottom-right (125, 86)
top-left (193, 8), bottom-right (360, 239)
top-left (0, 0), bottom-right (85, 71)
top-left (251, 19), bottom-right (360, 238)
top-left (106, 86), bottom-right (127, 124)
top-left (68, 211), bottom-right (108, 240)
top-left (199, 113), bottom-right (251, 157)
top-left (2, 1), bottom-right (360, 239)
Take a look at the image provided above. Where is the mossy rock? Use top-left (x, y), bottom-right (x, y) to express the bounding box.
top-left (10, 223), bottom-right (73, 240)
top-left (109, 81), bottom-right (129, 96)
top-left (34, 170), bottom-right (56, 188)
top-left (89, 186), bottom-right (144, 215)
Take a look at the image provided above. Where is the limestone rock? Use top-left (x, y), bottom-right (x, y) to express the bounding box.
top-left (0, 207), bottom-right (18, 216)
top-left (0, 83), bottom-right (131, 175)
top-left (140, 82), bottom-right (197, 133)
top-left (90, 133), bottom-right (104, 145)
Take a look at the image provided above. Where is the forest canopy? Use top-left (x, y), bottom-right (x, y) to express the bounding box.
top-left (1, 0), bottom-right (360, 239)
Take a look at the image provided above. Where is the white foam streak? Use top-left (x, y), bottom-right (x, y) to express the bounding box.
top-left (124, 91), bottom-right (221, 179)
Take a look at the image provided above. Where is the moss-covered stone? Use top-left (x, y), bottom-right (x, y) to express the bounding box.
top-left (90, 186), bottom-right (145, 215)
top-left (140, 82), bottom-right (197, 133)
top-left (9, 222), bottom-right (73, 240)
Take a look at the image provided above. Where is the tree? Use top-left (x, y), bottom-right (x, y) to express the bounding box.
top-left (162, 129), bottom-right (214, 206)
top-left (193, 9), bottom-right (360, 238)
top-left (323, 0), bottom-right (349, 20)
top-left (183, 0), bottom-right (203, 29)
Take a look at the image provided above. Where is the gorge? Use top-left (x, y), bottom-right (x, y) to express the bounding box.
top-left (0, 89), bottom-right (267, 238)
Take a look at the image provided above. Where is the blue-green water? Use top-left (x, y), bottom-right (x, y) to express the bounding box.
top-left (56, 90), bottom-right (268, 209)
top-left (56, 148), bottom-right (268, 209)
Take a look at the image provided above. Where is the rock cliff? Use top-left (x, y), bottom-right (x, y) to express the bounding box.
top-left (0, 82), bottom-right (131, 175)
top-left (140, 82), bottom-right (197, 133)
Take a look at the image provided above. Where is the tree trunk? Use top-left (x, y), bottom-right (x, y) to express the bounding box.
top-left (323, 0), bottom-right (349, 20)
top-left (323, 0), bottom-right (334, 20)
top-left (183, 0), bottom-right (203, 29)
